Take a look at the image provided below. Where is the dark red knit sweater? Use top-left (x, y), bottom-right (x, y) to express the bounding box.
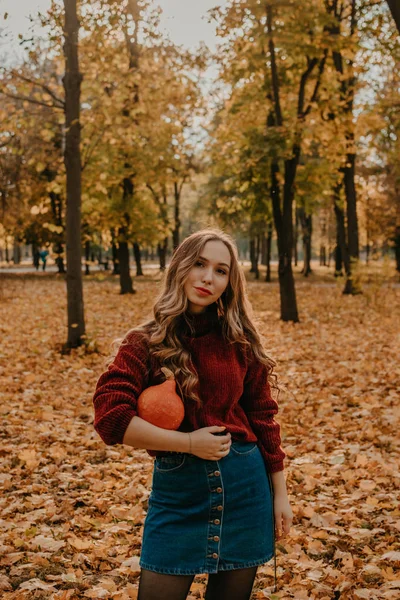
top-left (93, 304), bottom-right (286, 473)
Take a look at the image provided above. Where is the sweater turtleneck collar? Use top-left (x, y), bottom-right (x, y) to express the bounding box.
top-left (182, 302), bottom-right (221, 338)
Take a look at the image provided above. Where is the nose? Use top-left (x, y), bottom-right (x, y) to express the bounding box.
top-left (201, 266), bottom-right (213, 284)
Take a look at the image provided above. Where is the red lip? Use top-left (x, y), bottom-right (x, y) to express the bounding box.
top-left (194, 287), bottom-right (212, 296)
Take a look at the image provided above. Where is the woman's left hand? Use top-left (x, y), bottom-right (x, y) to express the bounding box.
top-left (273, 493), bottom-right (293, 540)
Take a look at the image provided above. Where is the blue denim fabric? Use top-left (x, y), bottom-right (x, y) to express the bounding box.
top-left (139, 441), bottom-right (274, 575)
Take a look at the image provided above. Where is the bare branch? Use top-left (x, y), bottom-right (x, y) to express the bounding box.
top-left (146, 183), bottom-right (161, 205)
top-left (11, 69), bottom-right (65, 109)
top-left (0, 89), bottom-right (63, 110)
top-left (297, 57), bottom-right (318, 118)
top-left (178, 176), bottom-right (187, 195)
top-left (81, 125), bottom-right (108, 171)
top-left (303, 50), bottom-right (328, 117)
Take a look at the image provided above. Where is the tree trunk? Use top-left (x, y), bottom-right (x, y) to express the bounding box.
top-left (271, 160), bottom-right (299, 322)
top-left (147, 184), bottom-right (170, 270)
top-left (330, 0), bottom-right (361, 294)
top-left (298, 207), bottom-right (312, 276)
top-left (158, 238), bottom-right (168, 270)
top-left (333, 186), bottom-right (351, 286)
top-left (294, 206), bottom-right (298, 266)
top-left (343, 151), bottom-right (359, 261)
top-left (118, 186), bottom-right (135, 293)
top-left (52, 192), bottom-right (65, 273)
top-left (265, 0), bottom-right (324, 322)
top-left (84, 240), bottom-right (90, 275)
top-left (319, 245), bottom-right (326, 266)
top-left (337, 169), bottom-right (359, 294)
top-left (320, 212), bottom-right (327, 266)
top-left (32, 243), bottom-right (40, 270)
top-left (13, 243), bottom-right (21, 264)
top-left (63, 0), bottom-right (85, 349)
top-left (334, 243), bottom-right (343, 276)
top-left (46, 161), bottom-right (66, 274)
top-left (111, 229), bottom-right (120, 275)
top-left (265, 223), bottom-right (272, 282)
top-left (394, 225), bottom-right (400, 273)
top-left (386, 0), bottom-right (400, 34)
top-left (261, 234), bottom-right (266, 265)
top-left (249, 238), bottom-right (256, 273)
top-left (254, 234), bottom-right (260, 279)
top-left (118, 226), bottom-right (135, 294)
top-left (118, 177), bottom-right (136, 294)
top-left (303, 215), bottom-right (312, 276)
top-left (173, 181), bottom-right (181, 250)
top-left (133, 242), bottom-right (143, 276)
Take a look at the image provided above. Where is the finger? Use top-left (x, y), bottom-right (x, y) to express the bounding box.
top-left (283, 519), bottom-right (292, 534)
top-left (274, 514), bottom-right (282, 539)
top-left (210, 426), bottom-right (227, 433)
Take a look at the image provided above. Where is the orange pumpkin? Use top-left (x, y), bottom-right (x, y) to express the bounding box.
top-left (137, 367), bottom-right (185, 430)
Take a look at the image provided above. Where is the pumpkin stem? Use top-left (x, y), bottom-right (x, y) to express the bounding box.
top-left (161, 367), bottom-right (175, 380)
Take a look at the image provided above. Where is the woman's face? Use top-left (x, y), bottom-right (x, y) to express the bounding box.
top-left (184, 240), bottom-right (231, 314)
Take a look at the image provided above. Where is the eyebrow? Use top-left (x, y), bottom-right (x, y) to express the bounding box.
top-left (198, 256), bottom-right (231, 270)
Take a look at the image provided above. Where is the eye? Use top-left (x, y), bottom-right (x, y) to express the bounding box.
top-left (194, 261), bottom-right (227, 275)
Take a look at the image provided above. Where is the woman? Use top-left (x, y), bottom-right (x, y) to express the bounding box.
top-left (93, 228), bottom-right (292, 600)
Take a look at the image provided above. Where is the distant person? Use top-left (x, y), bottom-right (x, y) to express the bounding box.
top-left (39, 248), bottom-right (49, 271)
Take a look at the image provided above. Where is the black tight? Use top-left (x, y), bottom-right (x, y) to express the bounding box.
top-left (205, 566), bottom-right (258, 600)
top-left (137, 569), bottom-right (194, 600)
top-left (137, 566), bottom-right (258, 600)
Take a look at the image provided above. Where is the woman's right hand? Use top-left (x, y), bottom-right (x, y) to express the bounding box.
top-left (188, 426), bottom-right (231, 460)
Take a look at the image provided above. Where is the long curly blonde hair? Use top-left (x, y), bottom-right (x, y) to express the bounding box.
top-left (111, 227), bottom-right (278, 405)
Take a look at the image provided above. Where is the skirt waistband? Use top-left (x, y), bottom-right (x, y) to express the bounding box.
top-left (154, 440), bottom-right (257, 458)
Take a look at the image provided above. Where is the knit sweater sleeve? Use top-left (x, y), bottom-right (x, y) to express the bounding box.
top-left (239, 346), bottom-right (286, 473)
top-left (92, 332), bottom-right (150, 445)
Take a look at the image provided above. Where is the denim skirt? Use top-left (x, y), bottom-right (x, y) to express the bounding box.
top-left (139, 441), bottom-right (275, 575)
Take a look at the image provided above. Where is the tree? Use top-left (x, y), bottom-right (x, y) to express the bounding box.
top-left (325, 0), bottom-right (361, 294)
top-left (63, 0), bottom-right (85, 347)
top-left (208, 0), bottom-right (329, 321)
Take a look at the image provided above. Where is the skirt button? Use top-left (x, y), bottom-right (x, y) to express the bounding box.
top-left (214, 471), bottom-right (220, 476)
top-left (216, 487), bottom-right (222, 493)
top-left (217, 505), bottom-right (223, 511)
top-left (214, 519), bottom-right (220, 525)
top-left (212, 553), bottom-right (218, 559)
top-left (213, 536), bottom-right (220, 542)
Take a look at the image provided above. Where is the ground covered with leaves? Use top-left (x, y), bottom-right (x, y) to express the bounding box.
top-left (0, 267), bottom-right (399, 600)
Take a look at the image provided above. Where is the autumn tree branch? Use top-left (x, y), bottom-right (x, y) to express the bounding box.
top-left (303, 50), bottom-right (328, 117)
top-left (0, 89), bottom-right (63, 110)
top-left (81, 125), bottom-right (108, 171)
top-left (146, 183), bottom-right (161, 205)
top-left (10, 70), bottom-right (65, 109)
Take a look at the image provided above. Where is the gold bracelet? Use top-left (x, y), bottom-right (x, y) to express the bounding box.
top-left (188, 432), bottom-right (192, 454)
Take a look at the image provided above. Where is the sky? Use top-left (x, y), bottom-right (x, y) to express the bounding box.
top-left (0, 0), bottom-right (224, 64)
